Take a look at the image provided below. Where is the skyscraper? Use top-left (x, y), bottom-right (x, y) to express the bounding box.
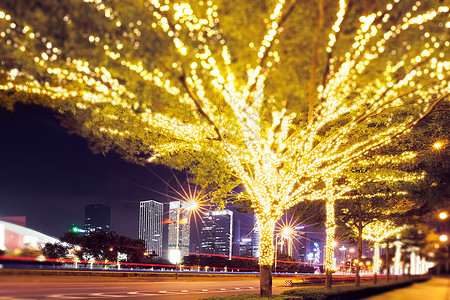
top-left (84, 204), bottom-right (110, 233)
top-left (252, 216), bottom-right (260, 258)
top-left (139, 200), bottom-right (163, 257)
top-left (167, 201), bottom-right (190, 264)
top-left (200, 209), bottom-right (233, 259)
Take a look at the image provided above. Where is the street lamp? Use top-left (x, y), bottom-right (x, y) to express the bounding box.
top-left (440, 234), bottom-right (448, 243)
top-left (433, 141), bottom-right (443, 150)
top-left (439, 212), bottom-right (448, 220)
top-left (274, 226), bottom-right (294, 274)
top-left (338, 245), bottom-right (347, 272)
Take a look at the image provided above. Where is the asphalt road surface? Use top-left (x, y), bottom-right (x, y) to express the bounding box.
top-left (0, 276), bottom-right (290, 299)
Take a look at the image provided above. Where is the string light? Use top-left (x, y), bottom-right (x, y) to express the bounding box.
top-left (0, 0), bottom-right (448, 270)
top-left (356, 220), bottom-right (406, 274)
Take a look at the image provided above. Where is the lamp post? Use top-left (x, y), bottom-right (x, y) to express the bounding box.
top-left (274, 226), bottom-right (294, 274)
top-left (338, 245), bottom-right (347, 273)
top-left (274, 237), bottom-right (283, 274)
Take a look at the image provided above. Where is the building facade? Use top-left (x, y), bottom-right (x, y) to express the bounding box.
top-left (239, 237), bottom-right (253, 257)
top-left (167, 201), bottom-right (190, 263)
top-left (252, 216), bottom-right (260, 258)
top-left (139, 200), bottom-right (163, 257)
top-left (84, 204), bottom-right (110, 233)
top-left (200, 209), bottom-right (234, 259)
top-left (0, 220), bottom-right (59, 251)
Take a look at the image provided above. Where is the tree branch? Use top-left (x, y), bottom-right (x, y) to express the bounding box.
top-left (179, 72), bottom-right (223, 141)
top-left (245, 0), bottom-right (300, 105)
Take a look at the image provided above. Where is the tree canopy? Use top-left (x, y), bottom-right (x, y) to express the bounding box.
top-left (0, 0), bottom-right (449, 295)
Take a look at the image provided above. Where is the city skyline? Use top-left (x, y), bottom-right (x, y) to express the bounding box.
top-left (0, 105), bottom-right (326, 263)
top-left (0, 105), bottom-right (256, 240)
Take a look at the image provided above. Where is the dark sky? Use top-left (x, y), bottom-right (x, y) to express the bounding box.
top-left (0, 104), bottom-right (253, 240)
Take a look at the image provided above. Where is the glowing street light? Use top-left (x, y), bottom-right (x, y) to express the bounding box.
top-left (439, 234), bottom-right (448, 243)
top-left (439, 212), bottom-right (448, 220)
top-left (433, 141), bottom-right (443, 150)
top-left (282, 227), bottom-right (293, 238)
top-left (274, 226), bottom-right (295, 274)
top-left (186, 200), bottom-right (198, 210)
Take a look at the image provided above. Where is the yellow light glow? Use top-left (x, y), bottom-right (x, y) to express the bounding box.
top-left (440, 235), bottom-right (448, 242)
top-left (439, 212), bottom-right (448, 220)
top-left (282, 227), bottom-right (293, 236)
top-left (433, 141), bottom-right (443, 149)
top-left (0, 0), bottom-right (447, 273)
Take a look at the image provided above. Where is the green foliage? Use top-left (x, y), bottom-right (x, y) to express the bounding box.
top-left (41, 242), bottom-right (68, 259)
top-left (0, 1), bottom-right (448, 280)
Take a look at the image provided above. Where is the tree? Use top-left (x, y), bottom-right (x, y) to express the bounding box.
top-left (60, 230), bottom-right (146, 264)
top-left (41, 242), bottom-right (68, 260)
top-left (1, 0), bottom-right (449, 296)
top-left (336, 191), bottom-right (421, 284)
top-left (358, 220), bottom-right (406, 282)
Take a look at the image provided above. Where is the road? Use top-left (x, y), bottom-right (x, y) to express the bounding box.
top-left (0, 276), bottom-right (291, 299)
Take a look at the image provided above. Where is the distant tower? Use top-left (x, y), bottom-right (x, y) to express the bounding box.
top-left (167, 201), bottom-right (190, 264)
top-left (200, 209), bottom-right (233, 259)
top-left (84, 204), bottom-right (110, 233)
top-left (252, 216), bottom-right (260, 258)
top-left (139, 200), bottom-right (163, 257)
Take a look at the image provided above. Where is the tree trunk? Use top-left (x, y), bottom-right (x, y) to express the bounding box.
top-left (355, 199), bottom-right (362, 286)
top-left (324, 197), bottom-right (336, 290)
top-left (373, 242), bottom-right (380, 284)
top-left (260, 265), bottom-right (272, 297)
top-left (325, 269), bottom-right (333, 289)
top-left (256, 217), bottom-right (275, 297)
top-left (386, 241), bottom-right (390, 282)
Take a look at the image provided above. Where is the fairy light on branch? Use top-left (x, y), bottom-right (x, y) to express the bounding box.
top-left (0, 0), bottom-right (448, 272)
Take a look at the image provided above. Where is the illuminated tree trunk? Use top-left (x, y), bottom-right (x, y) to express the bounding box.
top-left (386, 241), bottom-right (390, 282)
top-left (324, 198), bottom-right (336, 290)
top-left (257, 216), bottom-right (276, 297)
top-left (373, 242), bottom-right (380, 284)
top-left (394, 240), bottom-right (402, 276)
top-left (355, 199), bottom-right (362, 286)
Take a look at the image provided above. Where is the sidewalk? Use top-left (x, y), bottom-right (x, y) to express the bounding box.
top-left (363, 277), bottom-right (450, 300)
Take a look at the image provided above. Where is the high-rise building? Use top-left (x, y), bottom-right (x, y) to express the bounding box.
top-left (84, 204), bottom-right (110, 233)
top-left (139, 200), bottom-right (163, 257)
top-left (200, 209), bottom-right (233, 259)
top-left (252, 217), bottom-right (260, 258)
top-left (232, 217), bottom-right (241, 257)
top-left (167, 201), bottom-right (191, 264)
top-left (239, 237), bottom-right (253, 257)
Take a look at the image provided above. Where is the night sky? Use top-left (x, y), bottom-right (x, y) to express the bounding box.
top-left (0, 104), bottom-right (253, 240)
